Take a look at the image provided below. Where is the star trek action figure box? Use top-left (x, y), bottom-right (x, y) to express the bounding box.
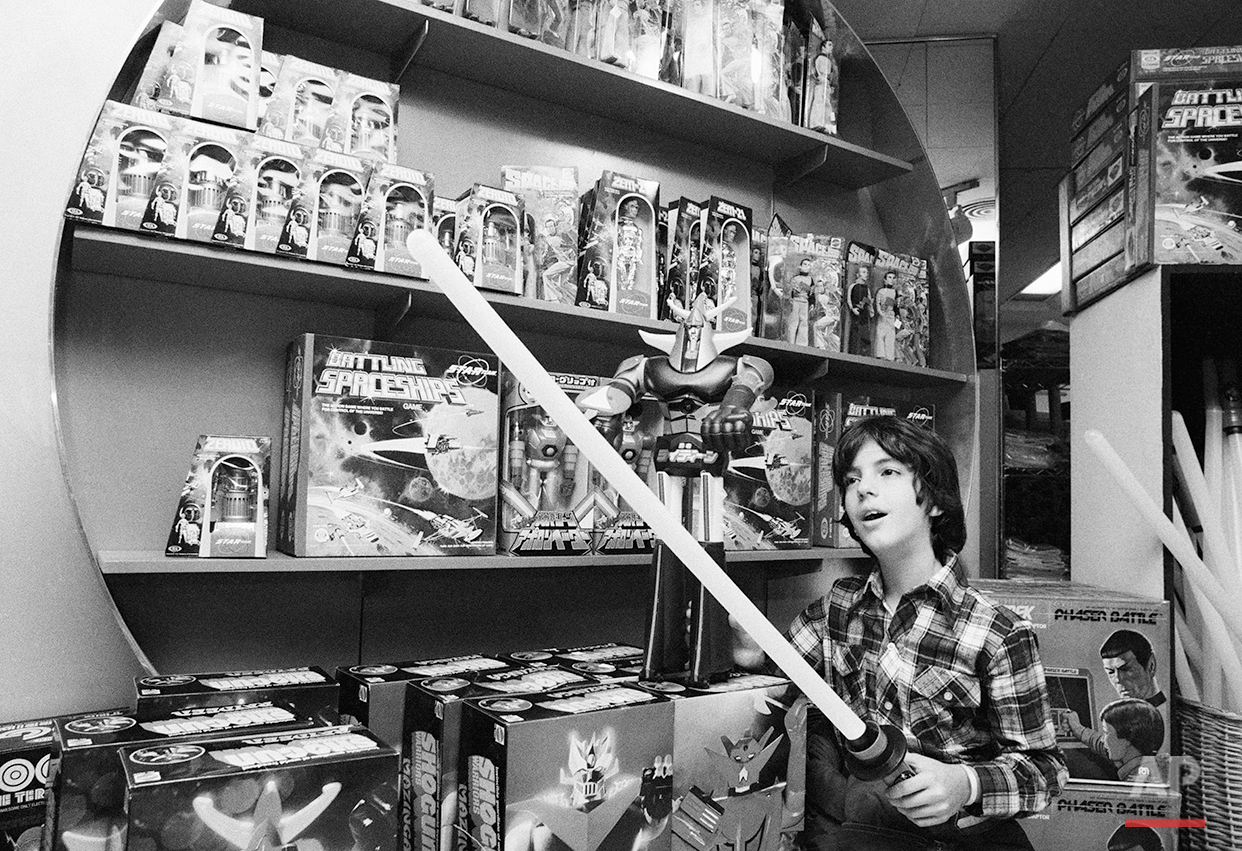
top-left (699, 197), bottom-right (752, 334)
top-left (165, 435), bottom-right (270, 559)
top-left (501, 167), bottom-right (580, 304)
top-left (277, 334), bottom-right (500, 557)
top-left (117, 726), bottom-right (398, 851)
top-left (336, 655), bottom-right (511, 749)
top-left (634, 672), bottom-right (806, 851)
top-left (402, 666), bottom-right (597, 851)
top-left (0, 718), bottom-right (54, 851)
top-left (455, 185), bottom-right (525, 295)
top-left (65, 101), bottom-right (181, 232)
top-left (209, 134), bottom-right (308, 252)
top-left (577, 172), bottom-right (661, 319)
top-left (974, 580), bottom-right (1172, 789)
top-left (134, 668), bottom-right (339, 723)
top-left (459, 682), bottom-right (675, 851)
top-left (346, 164), bottom-right (433, 277)
top-left (723, 387), bottom-right (813, 551)
top-left (276, 149), bottom-right (370, 265)
top-left (42, 704), bottom-right (317, 851)
top-left (1021, 783), bottom-right (1179, 851)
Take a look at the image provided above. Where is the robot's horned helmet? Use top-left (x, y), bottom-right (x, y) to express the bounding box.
top-left (669, 293), bottom-right (729, 371)
top-left (562, 731), bottom-right (618, 806)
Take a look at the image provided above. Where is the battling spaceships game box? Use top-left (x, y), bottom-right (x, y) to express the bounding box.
top-left (0, 718), bottom-right (54, 851)
top-left (117, 726), bottom-right (399, 851)
top-left (459, 682), bottom-right (675, 851)
top-left (278, 334), bottom-right (500, 557)
top-left (134, 667), bottom-right (339, 722)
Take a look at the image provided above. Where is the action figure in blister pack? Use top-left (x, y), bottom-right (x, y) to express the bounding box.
top-left (514, 410), bottom-right (581, 512)
top-left (616, 199), bottom-right (645, 296)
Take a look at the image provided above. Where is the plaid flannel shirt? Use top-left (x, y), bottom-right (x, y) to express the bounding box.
top-left (786, 554), bottom-right (1067, 820)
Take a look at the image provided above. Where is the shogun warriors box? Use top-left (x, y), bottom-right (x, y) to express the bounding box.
top-left (459, 683), bottom-right (675, 851)
top-left (577, 172), bottom-right (662, 319)
top-left (346, 165), bottom-right (434, 277)
top-left (495, 643), bottom-right (646, 683)
top-left (973, 580), bottom-right (1172, 789)
top-left (402, 666), bottom-right (597, 851)
top-left (501, 167), bottom-right (580, 304)
top-left (699, 198), bottom-right (752, 334)
top-left (764, 233), bottom-right (843, 352)
top-left (455, 185), bottom-right (525, 295)
top-left (0, 718), bottom-right (54, 851)
top-left (65, 101), bottom-right (181, 231)
top-left (1021, 783), bottom-right (1179, 851)
top-left (135, 667), bottom-right (340, 723)
top-left (42, 704), bottom-right (317, 851)
top-left (165, 435), bottom-right (270, 559)
top-left (499, 372), bottom-right (601, 556)
top-left (633, 673), bottom-right (806, 851)
top-left (275, 149), bottom-right (370, 265)
top-left (336, 655), bottom-right (512, 749)
top-left (723, 387), bottom-right (813, 551)
top-left (277, 334), bottom-right (500, 557)
top-left (117, 727), bottom-right (398, 851)
top-left (209, 134), bottom-right (307, 252)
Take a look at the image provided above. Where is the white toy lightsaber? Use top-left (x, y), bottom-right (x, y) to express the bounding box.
top-left (1203, 359), bottom-right (1222, 521)
top-left (1171, 412), bottom-right (1242, 600)
top-left (408, 230), bottom-right (895, 754)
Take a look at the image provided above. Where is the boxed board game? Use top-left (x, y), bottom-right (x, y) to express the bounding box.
top-left (590, 392), bottom-right (663, 556)
top-left (278, 334), bottom-right (500, 557)
top-left (134, 667), bottom-right (339, 722)
top-left (209, 133), bottom-right (307, 252)
top-left (633, 672), bottom-right (805, 851)
top-left (402, 666), bottom-right (597, 851)
top-left (0, 718), bottom-right (54, 851)
top-left (501, 166), bottom-right (580, 304)
top-left (973, 580), bottom-right (1172, 788)
top-left (1070, 58), bottom-right (1130, 138)
top-left (699, 197), bottom-right (752, 334)
top-left (117, 726), bottom-right (398, 851)
top-left (347, 164), bottom-right (434, 277)
top-left (723, 387), bottom-right (813, 551)
top-left (275, 149), bottom-right (369, 265)
top-left (577, 172), bottom-right (662, 319)
top-left (336, 655), bottom-right (511, 749)
top-left (321, 72), bottom-right (399, 163)
top-left (1022, 782), bottom-right (1179, 851)
top-left (42, 704), bottom-right (316, 851)
top-left (164, 435), bottom-right (270, 558)
top-left (65, 101), bottom-right (181, 232)
top-left (459, 682), bottom-right (675, 851)
top-left (455, 185), bottom-right (525, 295)
top-left (1070, 92), bottom-right (1130, 169)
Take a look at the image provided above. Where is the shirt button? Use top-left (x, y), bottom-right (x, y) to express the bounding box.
top-left (944, 691), bottom-right (953, 700)
top-left (883, 700), bottom-right (893, 711)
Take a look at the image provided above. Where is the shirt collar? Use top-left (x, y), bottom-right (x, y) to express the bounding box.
top-left (854, 552), bottom-right (965, 616)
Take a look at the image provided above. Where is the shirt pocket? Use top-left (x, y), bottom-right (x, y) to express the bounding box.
top-left (829, 642), bottom-right (867, 709)
top-left (909, 664), bottom-right (982, 742)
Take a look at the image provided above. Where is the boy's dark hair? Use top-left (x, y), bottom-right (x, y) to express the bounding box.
top-left (832, 415), bottom-right (966, 562)
top-left (1100, 629), bottom-right (1154, 666)
top-left (1107, 823), bottom-right (1163, 851)
top-left (1100, 698), bottom-right (1164, 755)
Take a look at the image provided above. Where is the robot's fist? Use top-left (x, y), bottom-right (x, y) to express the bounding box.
top-left (638, 756), bottom-right (674, 823)
top-left (592, 413), bottom-right (623, 444)
top-left (702, 405), bottom-right (753, 453)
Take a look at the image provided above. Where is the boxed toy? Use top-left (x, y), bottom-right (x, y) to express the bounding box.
top-left (590, 392), bottom-right (663, 556)
top-left (678, 0), bottom-right (717, 97)
top-left (699, 197), bottom-right (752, 333)
top-left (130, 20), bottom-right (189, 115)
top-left (1070, 58), bottom-right (1129, 137)
top-left (164, 435), bottom-right (270, 559)
top-left (577, 172), bottom-right (661, 319)
top-left (433, 195), bottom-right (457, 254)
top-left (842, 242), bottom-right (877, 356)
top-left (277, 334), bottom-right (500, 557)
top-left (65, 101), bottom-right (180, 231)
top-left (499, 372), bottom-right (601, 556)
top-left (663, 198), bottom-right (705, 317)
top-left (117, 727), bottom-right (398, 851)
top-left (501, 166), bottom-right (580, 304)
top-left (459, 682), bottom-right (675, 851)
top-left (171, 0), bottom-right (265, 129)
top-left (627, 0), bottom-right (666, 79)
top-left (260, 55), bottom-right (342, 148)
top-left (1070, 92), bottom-right (1129, 168)
top-left (635, 672), bottom-right (805, 851)
top-left (257, 51), bottom-right (283, 126)
top-left (973, 580), bottom-right (1172, 788)
top-left (715, 0), bottom-right (754, 107)
top-left (1072, 118), bottom-right (1128, 199)
top-left (1022, 783), bottom-right (1179, 851)
top-left (594, 0), bottom-right (631, 67)
top-left (134, 667), bottom-right (339, 722)
top-left (455, 185), bottom-right (525, 295)
top-left (752, 0), bottom-right (790, 120)
top-left (276, 149), bottom-right (369, 265)
top-left (135, 118), bottom-right (249, 242)
top-left (568, 0), bottom-right (599, 59)
top-left (1129, 44), bottom-right (1242, 104)
top-left (463, 0), bottom-right (503, 27)
top-left (784, 21), bottom-right (806, 130)
top-left (209, 134), bottom-right (307, 252)
top-left (895, 255), bottom-right (929, 368)
top-left (0, 718), bottom-right (54, 851)
top-left (322, 72), bottom-right (399, 163)
top-left (756, 215), bottom-right (792, 341)
top-left (337, 655), bottom-right (511, 748)
top-left (496, 642), bottom-right (645, 673)
top-left (1069, 155), bottom-right (1126, 224)
top-left (766, 233), bottom-right (842, 351)
top-left (868, 250), bottom-right (904, 362)
top-left (347, 164), bottom-right (434, 276)
top-left (802, 15), bottom-right (839, 135)
top-left (723, 387), bottom-right (813, 550)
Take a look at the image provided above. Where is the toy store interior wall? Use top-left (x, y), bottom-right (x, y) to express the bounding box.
top-left (5, 0), bottom-right (1242, 719)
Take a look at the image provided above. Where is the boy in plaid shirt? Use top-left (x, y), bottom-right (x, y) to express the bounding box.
top-left (736, 416), bottom-right (1066, 849)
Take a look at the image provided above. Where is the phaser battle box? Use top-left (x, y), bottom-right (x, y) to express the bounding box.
top-left (973, 580), bottom-right (1171, 789)
top-left (42, 704), bottom-right (316, 851)
top-left (0, 718), bottom-right (54, 851)
top-left (278, 334), bottom-right (500, 557)
top-left (1021, 783), bottom-right (1179, 851)
top-left (402, 666), bottom-right (596, 851)
top-left (459, 682), bottom-right (675, 851)
top-left (134, 667), bottom-right (339, 723)
top-left (117, 726), bottom-right (398, 851)
top-left (337, 654), bottom-right (512, 748)
top-left (633, 673), bottom-right (805, 851)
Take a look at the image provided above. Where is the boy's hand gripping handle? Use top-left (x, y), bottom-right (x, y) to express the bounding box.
top-left (843, 720), bottom-right (918, 785)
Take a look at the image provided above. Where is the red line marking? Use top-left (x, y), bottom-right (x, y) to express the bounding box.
top-left (1125, 819), bottom-right (1206, 828)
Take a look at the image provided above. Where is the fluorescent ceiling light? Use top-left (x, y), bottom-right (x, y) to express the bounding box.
top-left (1019, 262), bottom-right (1061, 296)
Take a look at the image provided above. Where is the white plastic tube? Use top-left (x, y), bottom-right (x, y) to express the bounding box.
top-left (408, 230), bottom-right (867, 741)
top-left (1173, 605), bottom-right (1203, 704)
top-left (1171, 412), bottom-right (1242, 599)
top-left (1204, 359), bottom-right (1222, 519)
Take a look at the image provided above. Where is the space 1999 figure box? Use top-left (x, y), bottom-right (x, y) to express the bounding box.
top-left (277, 334), bottom-right (500, 557)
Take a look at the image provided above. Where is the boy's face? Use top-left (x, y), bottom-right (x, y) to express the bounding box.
top-left (842, 437), bottom-right (940, 559)
top-left (1101, 721), bottom-right (1131, 763)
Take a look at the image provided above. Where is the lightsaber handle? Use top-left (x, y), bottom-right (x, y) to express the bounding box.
top-left (843, 721), bottom-right (917, 784)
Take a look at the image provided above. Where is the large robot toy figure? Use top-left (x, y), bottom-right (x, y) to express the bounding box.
top-left (579, 293), bottom-right (773, 684)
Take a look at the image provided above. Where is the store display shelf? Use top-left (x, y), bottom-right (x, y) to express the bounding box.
top-left (98, 547), bottom-right (868, 574)
top-left (233, 0), bottom-right (911, 190)
top-left (70, 226), bottom-right (970, 386)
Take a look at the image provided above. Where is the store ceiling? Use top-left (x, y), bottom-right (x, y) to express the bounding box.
top-left (832, 0), bottom-right (1242, 303)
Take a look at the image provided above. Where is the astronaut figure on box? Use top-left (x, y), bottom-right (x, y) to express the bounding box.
top-left (718, 222), bottom-right (739, 305)
top-left (513, 409), bottom-right (581, 511)
top-left (578, 293), bottom-right (773, 684)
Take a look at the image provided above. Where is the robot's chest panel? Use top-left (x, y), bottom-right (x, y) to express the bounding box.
top-left (647, 358), bottom-right (737, 408)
